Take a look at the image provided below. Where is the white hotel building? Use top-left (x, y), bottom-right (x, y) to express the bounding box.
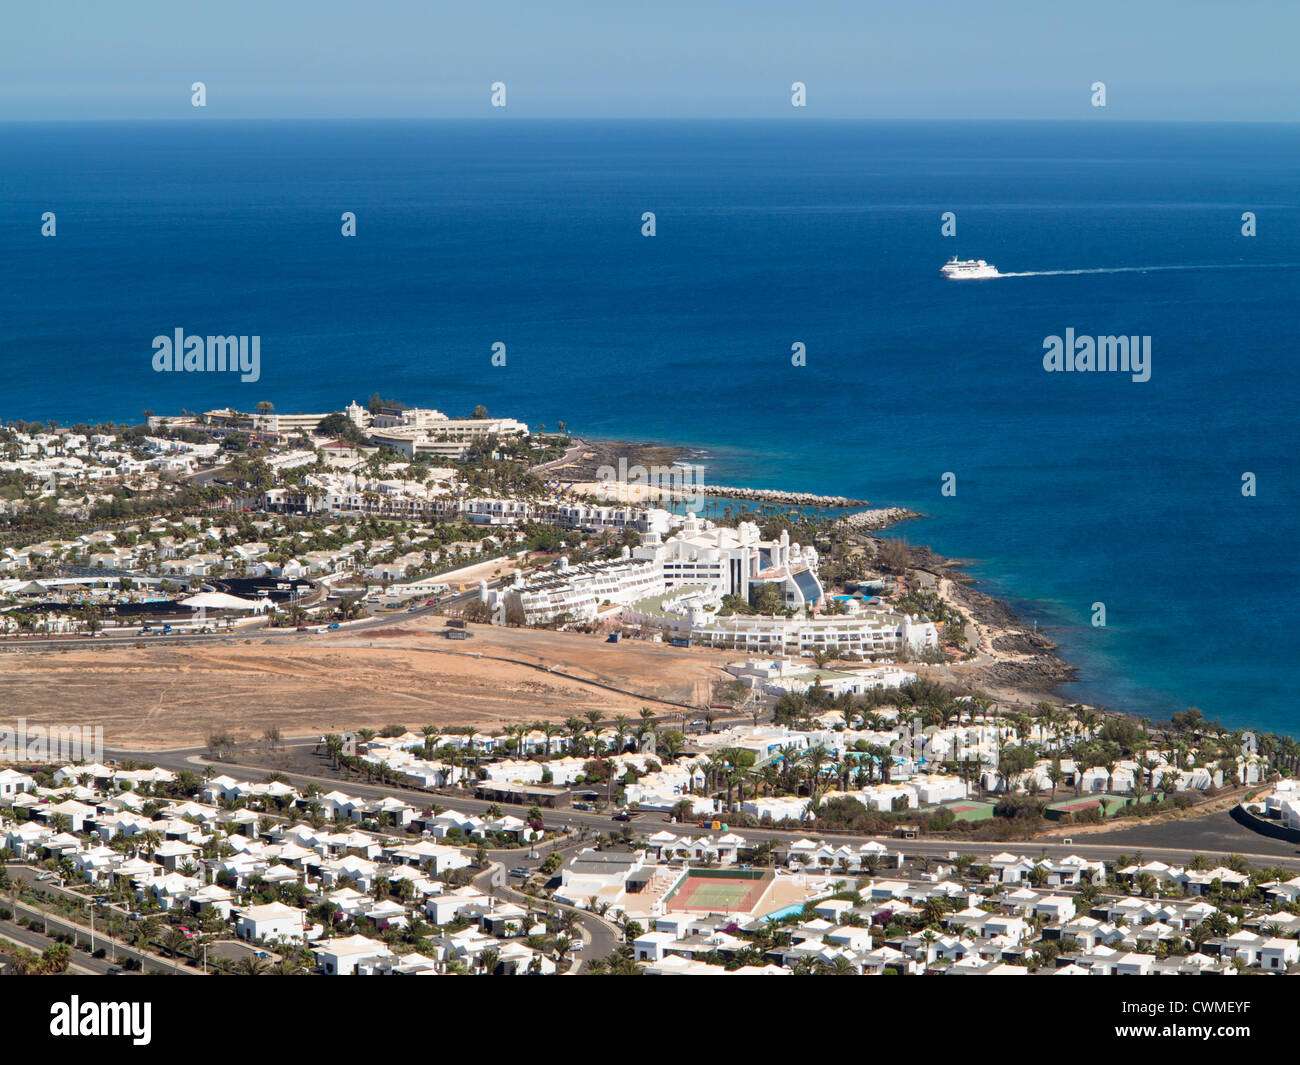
top-left (366, 406), bottom-right (529, 459)
top-left (633, 515), bottom-right (824, 610)
top-left (691, 610), bottom-right (938, 658)
top-left (480, 513), bottom-right (941, 657)
top-left (725, 658), bottom-right (917, 697)
top-left (483, 515), bottom-right (823, 626)
top-left (551, 503), bottom-right (673, 536)
top-left (484, 551), bottom-right (666, 626)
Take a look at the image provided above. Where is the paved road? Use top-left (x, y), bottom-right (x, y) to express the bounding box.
top-left (0, 919), bottom-right (106, 974)
top-left (100, 742), bottom-right (1300, 874)
top-left (0, 900), bottom-right (179, 975)
top-left (6, 872), bottom-right (199, 975)
top-left (529, 438), bottom-right (587, 477)
top-left (0, 598), bottom-right (438, 653)
top-left (0, 577), bottom-right (513, 655)
top-left (472, 848), bottom-right (621, 970)
top-left (1081, 809), bottom-right (1300, 862)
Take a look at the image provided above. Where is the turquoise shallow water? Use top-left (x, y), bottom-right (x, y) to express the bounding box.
top-left (1, 119), bottom-right (1296, 732)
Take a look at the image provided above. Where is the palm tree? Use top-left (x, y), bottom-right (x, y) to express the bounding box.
top-left (553, 934), bottom-right (575, 965)
top-left (704, 754), bottom-right (726, 797)
top-left (1102, 757), bottom-right (1119, 796)
top-left (237, 954), bottom-right (269, 975)
top-left (1047, 762), bottom-right (1064, 799)
top-left (778, 745), bottom-right (804, 792)
top-left (539, 721), bottom-right (560, 760)
top-left (159, 927), bottom-right (189, 959)
top-left (510, 723), bottom-right (530, 761)
top-left (465, 727), bottom-right (481, 778)
top-left (920, 896), bottom-right (948, 930)
top-left (803, 745), bottom-right (832, 811)
top-left (421, 725), bottom-right (441, 759)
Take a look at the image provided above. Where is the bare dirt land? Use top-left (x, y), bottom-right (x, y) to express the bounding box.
top-left (0, 621), bottom-right (735, 750)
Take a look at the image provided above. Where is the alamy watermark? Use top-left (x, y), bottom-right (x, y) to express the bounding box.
top-left (152, 328), bottom-right (260, 383)
top-left (595, 457), bottom-right (705, 510)
top-left (1, 718), bottom-right (103, 762)
top-left (50, 996), bottom-right (151, 1045)
top-left (1043, 329), bottom-right (1150, 382)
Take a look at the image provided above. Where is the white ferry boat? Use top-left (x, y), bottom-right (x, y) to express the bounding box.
top-left (941, 256), bottom-right (999, 280)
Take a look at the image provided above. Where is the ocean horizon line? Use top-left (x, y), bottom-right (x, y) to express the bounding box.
top-left (5, 116), bottom-right (1300, 127)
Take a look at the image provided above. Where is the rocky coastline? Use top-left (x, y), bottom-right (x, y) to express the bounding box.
top-left (899, 542), bottom-right (1080, 696)
top-left (552, 437), bottom-right (1080, 702)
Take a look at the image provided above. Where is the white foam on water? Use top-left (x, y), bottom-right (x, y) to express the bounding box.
top-left (994, 262), bottom-right (1300, 278)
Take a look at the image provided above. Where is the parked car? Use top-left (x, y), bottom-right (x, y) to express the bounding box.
top-left (572, 802), bottom-right (592, 811)
top-left (327, 622), bottom-right (340, 629)
top-left (508, 867), bottom-right (531, 879)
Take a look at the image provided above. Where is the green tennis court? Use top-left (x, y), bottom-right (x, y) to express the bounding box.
top-left (665, 870), bottom-right (772, 913)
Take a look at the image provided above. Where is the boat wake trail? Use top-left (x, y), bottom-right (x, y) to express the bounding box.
top-left (995, 262), bottom-right (1300, 278)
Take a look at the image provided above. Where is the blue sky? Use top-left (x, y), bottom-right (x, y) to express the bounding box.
top-left (1, 0), bottom-right (1296, 121)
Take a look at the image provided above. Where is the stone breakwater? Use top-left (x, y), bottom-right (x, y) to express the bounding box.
top-left (839, 507), bottom-right (920, 530)
top-left (698, 485), bottom-right (872, 507)
top-left (572, 477), bottom-right (916, 525)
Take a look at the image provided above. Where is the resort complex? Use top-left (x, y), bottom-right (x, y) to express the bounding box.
top-left (0, 400), bottom-right (1294, 990)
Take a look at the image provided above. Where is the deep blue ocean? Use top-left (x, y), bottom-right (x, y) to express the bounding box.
top-left (1, 120), bottom-right (1297, 733)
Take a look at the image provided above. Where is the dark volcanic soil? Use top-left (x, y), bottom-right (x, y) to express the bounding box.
top-left (542, 439), bottom-right (696, 482)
